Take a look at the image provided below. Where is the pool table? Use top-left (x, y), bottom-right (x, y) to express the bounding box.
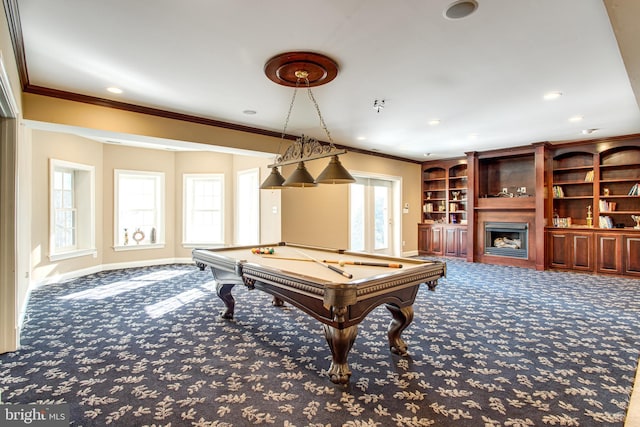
top-left (193, 242), bottom-right (446, 384)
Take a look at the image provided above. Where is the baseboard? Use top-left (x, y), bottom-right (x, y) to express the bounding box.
top-left (31, 258), bottom-right (196, 289)
top-left (402, 250), bottom-right (419, 257)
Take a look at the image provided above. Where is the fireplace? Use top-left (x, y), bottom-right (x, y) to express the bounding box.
top-left (484, 222), bottom-right (528, 259)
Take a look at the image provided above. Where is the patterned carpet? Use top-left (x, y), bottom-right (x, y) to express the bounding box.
top-left (1, 258), bottom-right (639, 426)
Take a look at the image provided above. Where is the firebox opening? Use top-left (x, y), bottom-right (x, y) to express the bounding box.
top-left (484, 222), bottom-right (528, 259)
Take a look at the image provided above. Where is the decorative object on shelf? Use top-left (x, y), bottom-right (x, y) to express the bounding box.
top-left (452, 191), bottom-right (460, 201)
top-left (552, 185), bottom-right (564, 198)
top-left (132, 228), bottom-right (145, 244)
top-left (629, 183), bottom-right (639, 196)
top-left (603, 188), bottom-right (610, 196)
top-left (260, 52), bottom-right (355, 189)
top-left (449, 202), bottom-right (458, 212)
top-left (586, 205), bottom-right (593, 228)
top-left (123, 228), bottom-right (129, 245)
top-left (426, 192), bottom-right (431, 200)
top-left (632, 215), bottom-right (640, 229)
top-left (439, 203), bottom-right (445, 212)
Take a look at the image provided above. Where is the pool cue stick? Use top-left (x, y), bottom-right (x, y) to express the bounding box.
top-left (323, 260), bottom-right (403, 268)
top-left (293, 249), bottom-right (353, 279)
top-left (261, 255), bottom-right (314, 262)
top-left (261, 254), bottom-right (402, 268)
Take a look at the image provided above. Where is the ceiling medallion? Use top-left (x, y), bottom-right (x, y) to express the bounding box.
top-left (264, 51), bottom-right (338, 87)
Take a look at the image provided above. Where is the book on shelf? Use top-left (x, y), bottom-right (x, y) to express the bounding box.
top-left (552, 185), bottom-right (564, 198)
top-left (629, 183), bottom-right (640, 196)
top-left (584, 170), bottom-right (594, 182)
top-left (598, 200), bottom-right (616, 212)
top-left (598, 215), bottom-right (613, 229)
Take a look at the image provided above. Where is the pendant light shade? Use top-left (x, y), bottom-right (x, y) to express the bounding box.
top-left (260, 167), bottom-right (286, 189)
top-left (283, 162), bottom-right (317, 187)
top-left (315, 155), bottom-right (356, 184)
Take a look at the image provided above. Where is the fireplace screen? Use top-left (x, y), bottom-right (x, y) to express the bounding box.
top-left (484, 222), bottom-right (528, 259)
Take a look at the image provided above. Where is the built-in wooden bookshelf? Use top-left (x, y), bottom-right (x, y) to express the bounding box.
top-left (420, 158), bottom-right (468, 257)
top-left (420, 136), bottom-right (640, 277)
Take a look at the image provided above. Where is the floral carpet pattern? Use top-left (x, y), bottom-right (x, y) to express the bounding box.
top-left (1, 259), bottom-right (639, 426)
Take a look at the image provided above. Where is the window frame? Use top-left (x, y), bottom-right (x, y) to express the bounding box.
top-left (114, 169), bottom-right (165, 251)
top-left (182, 173), bottom-right (225, 247)
top-left (49, 159), bottom-right (96, 261)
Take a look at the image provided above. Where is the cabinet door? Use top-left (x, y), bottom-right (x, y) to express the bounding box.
top-left (596, 234), bottom-right (622, 274)
top-left (571, 233), bottom-right (593, 271)
top-left (431, 226), bottom-right (443, 256)
top-left (623, 236), bottom-right (640, 276)
top-left (444, 228), bottom-right (458, 256)
top-left (458, 228), bottom-right (468, 257)
top-left (548, 231), bottom-right (570, 269)
top-left (418, 226), bottom-right (429, 254)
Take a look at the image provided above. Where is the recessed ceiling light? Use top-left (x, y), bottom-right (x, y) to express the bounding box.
top-left (428, 119), bottom-right (441, 126)
top-left (444, 0), bottom-right (478, 19)
top-left (107, 87), bottom-right (123, 94)
top-left (543, 91), bottom-right (563, 100)
top-left (581, 128), bottom-right (598, 134)
top-left (569, 115), bottom-right (583, 122)
top-left (468, 133), bottom-right (479, 140)
top-left (243, 110), bottom-right (257, 115)
top-left (356, 136), bottom-right (366, 141)
top-left (423, 153), bottom-right (432, 157)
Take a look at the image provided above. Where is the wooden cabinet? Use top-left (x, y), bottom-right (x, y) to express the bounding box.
top-left (547, 229), bottom-right (594, 272)
top-left (444, 226), bottom-right (467, 257)
top-left (594, 231), bottom-right (640, 276)
top-left (419, 224), bottom-right (466, 257)
top-left (418, 224), bottom-right (443, 256)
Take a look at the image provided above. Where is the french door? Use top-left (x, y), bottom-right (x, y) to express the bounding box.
top-left (350, 176), bottom-right (395, 255)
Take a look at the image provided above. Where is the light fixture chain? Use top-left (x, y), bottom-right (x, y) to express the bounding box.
top-left (281, 83), bottom-right (300, 138)
top-left (305, 83), bottom-right (334, 146)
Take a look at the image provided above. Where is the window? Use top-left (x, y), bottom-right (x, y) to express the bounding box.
top-left (50, 159), bottom-right (96, 260)
top-left (115, 170), bottom-right (165, 249)
top-left (183, 174), bottom-right (224, 245)
top-left (235, 168), bottom-right (259, 245)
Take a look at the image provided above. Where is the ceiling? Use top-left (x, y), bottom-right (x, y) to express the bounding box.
top-left (12, 0), bottom-right (640, 161)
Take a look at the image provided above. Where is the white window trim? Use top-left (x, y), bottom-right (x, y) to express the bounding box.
top-left (49, 159), bottom-right (96, 261)
top-left (113, 169), bottom-right (165, 251)
top-left (182, 173), bottom-right (225, 247)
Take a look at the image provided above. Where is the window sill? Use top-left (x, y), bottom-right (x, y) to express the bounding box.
top-left (113, 243), bottom-right (165, 252)
top-left (49, 248), bottom-right (97, 262)
top-left (182, 242), bottom-right (225, 249)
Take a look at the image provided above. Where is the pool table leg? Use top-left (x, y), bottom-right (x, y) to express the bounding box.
top-left (386, 304), bottom-right (414, 356)
top-left (323, 323), bottom-right (358, 385)
top-left (215, 282), bottom-right (235, 320)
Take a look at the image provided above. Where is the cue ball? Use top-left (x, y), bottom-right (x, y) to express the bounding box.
top-left (339, 260), bottom-right (345, 266)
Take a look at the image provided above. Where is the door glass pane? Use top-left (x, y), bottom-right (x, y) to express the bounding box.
top-left (350, 183), bottom-right (365, 251)
top-left (373, 185), bottom-right (389, 250)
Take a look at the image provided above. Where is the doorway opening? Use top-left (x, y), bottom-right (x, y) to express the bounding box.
top-left (349, 174), bottom-right (401, 256)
